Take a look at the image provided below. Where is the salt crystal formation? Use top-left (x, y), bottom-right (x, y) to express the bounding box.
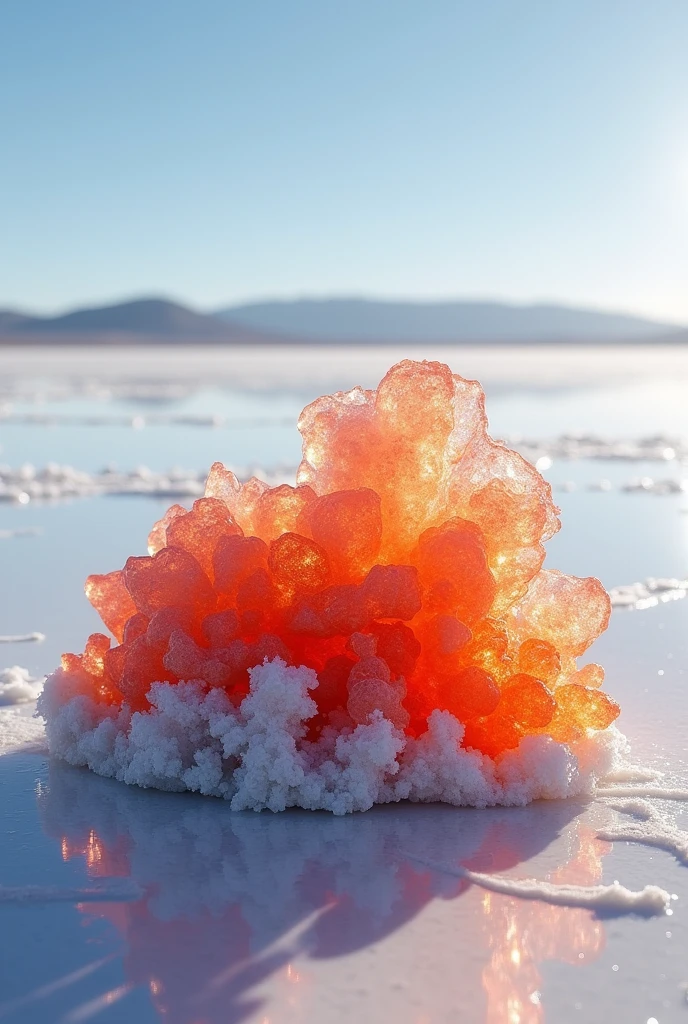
top-left (41, 360), bottom-right (621, 812)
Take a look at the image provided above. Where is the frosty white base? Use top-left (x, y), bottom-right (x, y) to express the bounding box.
top-left (39, 657), bottom-right (627, 815)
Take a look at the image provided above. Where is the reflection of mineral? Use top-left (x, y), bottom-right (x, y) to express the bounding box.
top-left (44, 360), bottom-right (620, 808)
top-left (478, 824), bottom-right (609, 1023)
top-left (41, 763), bottom-right (605, 1024)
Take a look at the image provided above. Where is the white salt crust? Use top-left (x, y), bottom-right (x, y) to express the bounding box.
top-left (597, 786), bottom-right (688, 801)
top-left (409, 855), bottom-right (670, 917)
top-left (0, 705), bottom-right (48, 755)
top-left (0, 632), bottom-right (45, 644)
top-left (39, 657), bottom-right (626, 815)
top-left (0, 665), bottom-right (44, 706)
top-left (598, 799), bottom-right (688, 866)
top-left (0, 462), bottom-right (294, 505)
top-left (0, 668), bottom-right (47, 755)
top-left (609, 577), bottom-right (688, 611)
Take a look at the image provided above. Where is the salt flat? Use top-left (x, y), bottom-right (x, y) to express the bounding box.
top-left (0, 345), bottom-right (687, 1022)
top-left (4, 342), bottom-right (688, 395)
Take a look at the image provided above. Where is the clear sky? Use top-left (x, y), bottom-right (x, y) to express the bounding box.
top-left (2, 0), bottom-right (688, 321)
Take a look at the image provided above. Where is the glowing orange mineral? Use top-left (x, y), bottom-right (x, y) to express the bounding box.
top-left (67, 360), bottom-right (618, 755)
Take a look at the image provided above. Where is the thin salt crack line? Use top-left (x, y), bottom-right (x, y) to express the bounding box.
top-left (597, 800), bottom-right (688, 866)
top-left (404, 854), bottom-right (671, 918)
top-left (0, 632), bottom-right (45, 644)
top-left (0, 882), bottom-right (143, 904)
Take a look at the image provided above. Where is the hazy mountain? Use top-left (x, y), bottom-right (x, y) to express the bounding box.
top-left (0, 310), bottom-right (34, 332)
top-left (216, 297), bottom-right (685, 343)
top-left (1, 298), bottom-right (234, 338)
top-left (1, 295), bottom-right (686, 345)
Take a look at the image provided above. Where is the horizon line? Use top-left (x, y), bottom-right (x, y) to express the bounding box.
top-left (3, 291), bottom-right (687, 329)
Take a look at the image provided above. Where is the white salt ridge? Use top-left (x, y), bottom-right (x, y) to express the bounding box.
top-left (609, 578), bottom-right (688, 611)
top-left (556, 477), bottom-right (688, 495)
top-left (0, 881), bottom-right (142, 903)
top-left (0, 411), bottom-right (260, 428)
top-left (555, 478), bottom-right (688, 496)
top-left (0, 379), bottom-right (200, 404)
top-left (597, 786), bottom-right (688, 801)
top-left (0, 463), bottom-right (205, 503)
top-left (461, 871), bottom-right (672, 918)
top-left (0, 705), bottom-right (47, 755)
top-left (0, 660), bottom-right (47, 755)
top-left (512, 433), bottom-right (688, 464)
top-left (39, 657), bottom-right (625, 815)
top-left (598, 800), bottom-right (688, 866)
top-left (0, 462), bottom-right (297, 504)
top-left (0, 665), bottom-right (45, 705)
top-left (601, 766), bottom-right (663, 783)
top-left (620, 476), bottom-right (688, 494)
top-left (408, 854), bottom-right (671, 918)
top-left (0, 631), bottom-right (45, 644)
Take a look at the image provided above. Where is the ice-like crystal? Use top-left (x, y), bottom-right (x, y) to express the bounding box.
top-left (43, 361), bottom-right (618, 808)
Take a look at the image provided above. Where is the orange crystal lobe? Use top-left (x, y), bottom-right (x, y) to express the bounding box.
top-left (69, 360), bottom-right (617, 758)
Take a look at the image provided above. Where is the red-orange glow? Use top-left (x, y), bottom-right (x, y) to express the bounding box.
top-left (481, 825), bottom-right (609, 1023)
top-left (59, 830), bottom-right (130, 877)
top-left (62, 361), bottom-right (617, 757)
top-left (54, 818), bottom-right (609, 1024)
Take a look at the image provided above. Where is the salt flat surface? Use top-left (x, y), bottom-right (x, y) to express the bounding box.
top-left (4, 343), bottom-right (688, 396)
top-left (1, 345), bottom-right (687, 1022)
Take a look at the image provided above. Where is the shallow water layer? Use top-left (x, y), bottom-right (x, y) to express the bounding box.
top-left (1, 345), bottom-right (687, 1022)
top-left (1, 752), bottom-right (686, 1023)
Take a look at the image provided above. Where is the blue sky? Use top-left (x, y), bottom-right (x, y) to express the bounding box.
top-left (2, 0), bottom-right (687, 321)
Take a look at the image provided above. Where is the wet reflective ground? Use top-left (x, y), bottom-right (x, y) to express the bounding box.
top-left (1, 743), bottom-right (687, 1023)
top-left (1, 345), bottom-right (687, 1022)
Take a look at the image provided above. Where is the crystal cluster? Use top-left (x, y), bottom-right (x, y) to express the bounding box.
top-left (62, 360), bottom-right (618, 760)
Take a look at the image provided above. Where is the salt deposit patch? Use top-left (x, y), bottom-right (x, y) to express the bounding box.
top-left (601, 766), bottom-right (663, 783)
top-left (0, 631), bottom-right (45, 644)
top-left (557, 477), bottom-right (688, 495)
top-left (409, 855), bottom-right (671, 918)
top-left (0, 410), bottom-right (288, 429)
top-left (0, 462), bottom-right (296, 504)
top-left (0, 704), bottom-right (47, 755)
top-left (40, 657), bottom-right (625, 815)
top-left (0, 665), bottom-right (45, 705)
top-left (597, 799), bottom-right (688, 866)
top-left (512, 433), bottom-right (688, 465)
top-left (597, 786), bottom-right (688, 801)
top-left (609, 578), bottom-right (688, 610)
top-left (0, 666), bottom-right (47, 754)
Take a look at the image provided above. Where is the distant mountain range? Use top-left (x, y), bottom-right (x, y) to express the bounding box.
top-left (217, 298), bottom-right (688, 343)
top-left (0, 299), bottom-right (270, 344)
top-left (1, 295), bottom-right (686, 345)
